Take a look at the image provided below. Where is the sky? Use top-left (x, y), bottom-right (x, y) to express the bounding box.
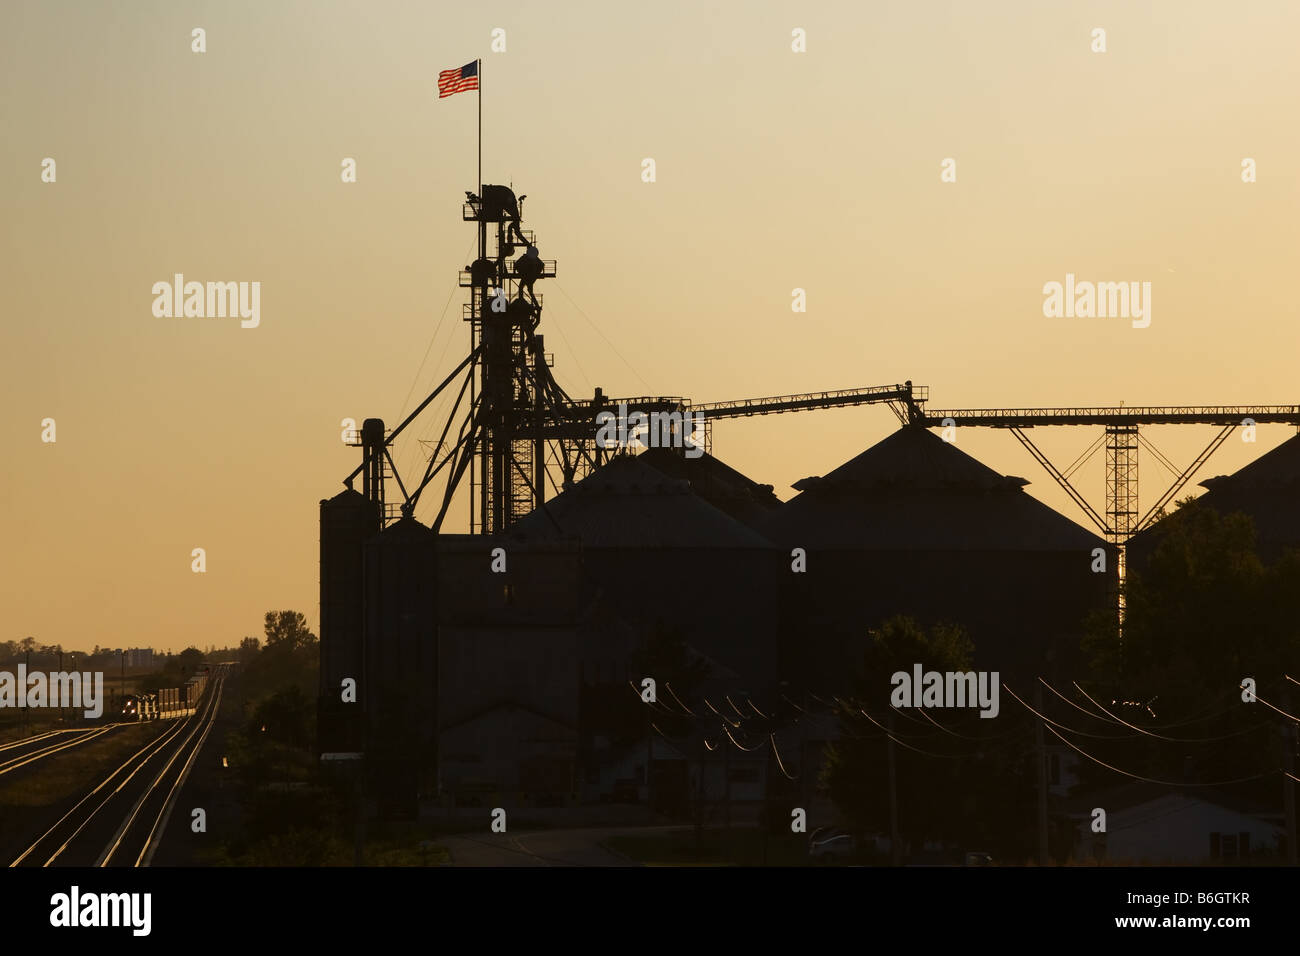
top-left (2, 0), bottom-right (1297, 654)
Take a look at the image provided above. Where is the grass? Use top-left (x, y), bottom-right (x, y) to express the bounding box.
top-left (0, 721), bottom-right (170, 808)
top-left (604, 827), bottom-right (813, 867)
top-left (199, 812), bottom-right (453, 867)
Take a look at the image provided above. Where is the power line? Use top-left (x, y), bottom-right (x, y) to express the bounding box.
top-left (1044, 723), bottom-right (1277, 788)
top-left (768, 734), bottom-right (797, 780)
top-left (664, 683), bottom-right (695, 716)
top-left (1249, 689), bottom-right (1300, 723)
top-left (1005, 683), bottom-right (1139, 740)
top-left (858, 709), bottom-right (970, 759)
top-left (1071, 680), bottom-right (1261, 743)
top-left (551, 280), bottom-right (651, 391)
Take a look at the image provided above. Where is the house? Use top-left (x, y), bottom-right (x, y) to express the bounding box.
top-left (1066, 783), bottom-right (1283, 863)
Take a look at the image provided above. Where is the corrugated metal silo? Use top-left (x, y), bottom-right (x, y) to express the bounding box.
top-left (508, 454), bottom-right (781, 691)
top-left (318, 488), bottom-right (378, 756)
top-left (363, 514), bottom-right (438, 818)
top-left (1128, 433), bottom-right (1300, 571)
top-left (755, 425), bottom-right (1115, 690)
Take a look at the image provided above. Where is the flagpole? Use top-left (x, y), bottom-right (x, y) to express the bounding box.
top-left (477, 58), bottom-right (482, 207)
top-left (473, 57), bottom-right (483, 535)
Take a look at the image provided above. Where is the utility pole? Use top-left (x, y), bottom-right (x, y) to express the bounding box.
top-left (800, 691), bottom-right (810, 822)
top-left (1282, 690), bottom-right (1297, 866)
top-left (723, 723), bottom-right (731, 831)
top-left (1035, 684), bottom-right (1050, 866)
top-left (694, 729), bottom-right (705, 854)
top-left (356, 761), bottom-right (366, 866)
top-left (645, 700), bottom-right (654, 819)
top-left (887, 712), bottom-right (901, 865)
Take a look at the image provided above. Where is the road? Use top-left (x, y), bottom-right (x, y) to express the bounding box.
top-left (439, 825), bottom-right (683, 866)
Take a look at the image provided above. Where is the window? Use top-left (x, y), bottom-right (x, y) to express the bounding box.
top-left (1220, 833), bottom-right (1238, 859)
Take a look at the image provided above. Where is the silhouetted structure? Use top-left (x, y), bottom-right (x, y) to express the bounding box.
top-left (322, 183), bottom-right (1298, 824)
top-left (756, 426), bottom-right (1115, 690)
top-left (1127, 432), bottom-right (1300, 571)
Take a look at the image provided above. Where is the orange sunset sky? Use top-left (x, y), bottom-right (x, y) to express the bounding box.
top-left (2, 0), bottom-right (1297, 654)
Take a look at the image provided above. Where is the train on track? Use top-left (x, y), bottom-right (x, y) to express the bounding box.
top-left (120, 668), bottom-right (209, 721)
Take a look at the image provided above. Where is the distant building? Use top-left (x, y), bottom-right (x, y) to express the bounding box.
top-left (124, 647), bottom-right (154, 670)
top-left (1066, 783), bottom-right (1283, 863)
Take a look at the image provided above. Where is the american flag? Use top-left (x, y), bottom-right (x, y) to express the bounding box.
top-left (438, 61), bottom-right (478, 98)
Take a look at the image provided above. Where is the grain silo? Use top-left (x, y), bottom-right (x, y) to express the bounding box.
top-left (433, 534), bottom-right (589, 807)
top-left (755, 425), bottom-right (1115, 691)
top-left (362, 515), bottom-right (438, 817)
top-left (318, 488), bottom-right (378, 756)
top-left (507, 453), bottom-right (782, 692)
top-left (1128, 433), bottom-right (1300, 571)
top-left (637, 446), bottom-right (782, 528)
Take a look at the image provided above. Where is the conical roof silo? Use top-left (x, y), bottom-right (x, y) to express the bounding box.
top-left (755, 426), bottom-right (1114, 691)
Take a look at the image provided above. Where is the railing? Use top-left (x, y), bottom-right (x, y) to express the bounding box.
top-left (458, 260), bottom-right (558, 288)
top-left (692, 384), bottom-right (924, 419)
top-left (921, 405), bottom-right (1300, 427)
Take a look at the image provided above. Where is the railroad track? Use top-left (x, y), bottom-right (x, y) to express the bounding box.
top-left (8, 673), bottom-right (225, 868)
top-left (0, 725), bottom-right (121, 777)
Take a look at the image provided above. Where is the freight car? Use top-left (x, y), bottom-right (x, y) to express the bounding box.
top-left (122, 670), bottom-right (209, 721)
top-left (184, 673), bottom-right (207, 710)
top-left (157, 687), bottom-right (180, 718)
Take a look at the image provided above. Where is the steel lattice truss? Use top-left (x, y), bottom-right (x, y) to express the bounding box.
top-left (340, 190), bottom-right (1299, 543)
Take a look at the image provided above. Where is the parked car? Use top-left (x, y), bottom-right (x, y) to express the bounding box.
top-left (808, 827), bottom-right (858, 862)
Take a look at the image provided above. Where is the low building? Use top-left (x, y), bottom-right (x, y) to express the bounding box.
top-left (1066, 783), bottom-right (1283, 863)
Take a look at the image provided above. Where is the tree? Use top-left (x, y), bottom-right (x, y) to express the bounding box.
top-left (821, 615), bottom-right (1037, 859)
top-left (1082, 498), bottom-right (1300, 790)
top-left (242, 610), bottom-right (320, 706)
top-left (176, 646), bottom-right (205, 676)
top-left (252, 685), bottom-right (313, 749)
top-left (264, 611), bottom-right (316, 650)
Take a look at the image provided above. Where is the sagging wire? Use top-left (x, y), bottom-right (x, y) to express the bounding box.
top-left (1044, 723), bottom-right (1277, 788)
top-left (629, 680), bottom-right (689, 717)
top-left (1043, 677), bottom-right (1256, 731)
top-left (721, 719), bottom-right (767, 752)
top-left (769, 734), bottom-right (798, 780)
top-left (1004, 684), bottom-right (1146, 740)
top-left (857, 709), bottom-right (970, 759)
top-left (1248, 689), bottom-right (1300, 723)
top-left (664, 682), bottom-right (695, 716)
top-left (702, 698), bottom-right (740, 728)
top-left (1072, 680), bottom-right (1267, 743)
